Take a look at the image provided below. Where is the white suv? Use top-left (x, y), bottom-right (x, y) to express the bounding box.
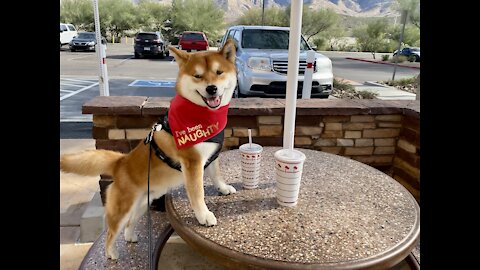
top-left (219, 25), bottom-right (333, 98)
top-left (60, 23), bottom-right (78, 48)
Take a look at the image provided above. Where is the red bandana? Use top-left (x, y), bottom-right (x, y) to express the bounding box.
top-left (168, 95), bottom-right (229, 149)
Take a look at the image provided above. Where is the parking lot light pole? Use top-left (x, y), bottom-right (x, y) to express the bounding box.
top-left (93, 0), bottom-right (109, 96)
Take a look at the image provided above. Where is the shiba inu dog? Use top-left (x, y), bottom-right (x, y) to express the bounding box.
top-left (60, 39), bottom-right (237, 260)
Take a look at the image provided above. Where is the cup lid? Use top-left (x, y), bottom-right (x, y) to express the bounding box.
top-left (274, 149), bottom-right (306, 163)
top-left (239, 143), bottom-right (263, 153)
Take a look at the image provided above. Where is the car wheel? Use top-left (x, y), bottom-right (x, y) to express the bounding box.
top-left (134, 52), bottom-right (140, 59)
top-left (165, 51), bottom-right (170, 57)
top-left (159, 52), bottom-right (165, 59)
top-left (415, 55), bottom-right (420, 62)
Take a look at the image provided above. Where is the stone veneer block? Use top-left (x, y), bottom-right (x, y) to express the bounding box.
top-left (116, 116), bottom-right (158, 129)
top-left (108, 129), bottom-right (126, 140)
top-left (337, 139), bottom-right (354, 147)
top-left (363, 128), bottom-right (400, 138)
top-left (343, 122), bottom-right (376, 130)
top-left (396, 148), bottom-right (420, 168)
top-left (295, 126), bottom-right (323, 136)
top-left (344, 131), bottom-right (361, 139)
top-left (239, 137), bottom-right (283, 146)
top-left (378, 122), bottom-right (402, 128)
top-left (350, 100), bottom-right (406, 114)
top-left (325, 123), bottom-right (342, 131)
top-left (141, 97), bottom-right (171, 115)
top-left (375, 115), bottom-right (402, 122)
top-left (126, 129), bottom-right (151, 140)
top-left (233, 128), bottom-right (258, 137)
top-left (344, 147), bottom-right (374, 156)
top-left (314, 139), bottom-right (336, 147)
top-left (355, 139), bottom-right (374, 147)
top-left (397, 139), bottom-right (417, 153)
top-left (83, 96), bottom-right (147, 115)
top-left (224, 128), bottom-right (232, 138)
top-left (321, 130), bottom-right (343, 138)
top-left (393, 158), bottom-right (420, 179)
top-left (374, 146), bottom-right (396, 155)
top-left (259, 125), bottom-right (282, 136)
top-left (375, 138), bottom-right (396, 146)
top-left (294, 137), bottom-right (312, 146)
top-left (93, 115), bottom-right (116, 128)
top-left (257, 116), bottom-right (282, 125)
top-left (399, 128), bottom-right (420, 148)
top-left (223, 137), bottom-right (239, 147)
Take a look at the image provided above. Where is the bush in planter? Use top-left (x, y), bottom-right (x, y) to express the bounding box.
top-left (382, 54), bottom-right (390, 61)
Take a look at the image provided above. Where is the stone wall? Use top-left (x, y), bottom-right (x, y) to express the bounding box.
top-left (83, 96), bottom-right (420, 201)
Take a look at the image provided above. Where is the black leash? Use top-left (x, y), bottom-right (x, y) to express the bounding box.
top-left (147, 142), bottom-right (153, 270)
top-left (145, 123), bottom-right (161, 270)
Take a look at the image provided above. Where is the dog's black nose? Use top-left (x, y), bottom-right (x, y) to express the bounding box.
top-left (206, 85), bottom-right (217, 95)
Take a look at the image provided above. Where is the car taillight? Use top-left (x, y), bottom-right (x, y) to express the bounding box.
top-left (153, 39), bottom-right (160, 43)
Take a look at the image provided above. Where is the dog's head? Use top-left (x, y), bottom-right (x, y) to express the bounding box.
top-left (168, 39), bottom-right (236, 110)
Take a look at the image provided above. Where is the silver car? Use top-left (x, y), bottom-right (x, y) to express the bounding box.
top-left (218, 25), bottom-right (333, 98)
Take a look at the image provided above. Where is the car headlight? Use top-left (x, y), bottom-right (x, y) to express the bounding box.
top-left (87, 41), bottom-right (95, 45)
top-left (248, 57), bottom-right (271, 71)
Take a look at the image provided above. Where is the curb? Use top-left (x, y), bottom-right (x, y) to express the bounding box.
top-left (345, 57), bottom-right (420, 70)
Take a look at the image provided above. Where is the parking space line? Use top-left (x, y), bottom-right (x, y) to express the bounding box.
top-left (60, 82), bottom-right (99, 101)
top-left (62, 78), bottom-right (97, 84)
top-left (119, 56), bottom-right (134, 64)
top-left (69, 55), bottom-right (92, 61)
top-left (60, 82), bottom-right (90, 88)
top-left (60, 89), bottom-right (75, 93)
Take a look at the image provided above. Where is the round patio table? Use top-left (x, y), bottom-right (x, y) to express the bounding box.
top-left (166, 147), bottom-right (420, 270)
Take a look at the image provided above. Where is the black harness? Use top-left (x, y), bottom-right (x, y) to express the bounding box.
top-left (143, 113), bottom-right (224, 172)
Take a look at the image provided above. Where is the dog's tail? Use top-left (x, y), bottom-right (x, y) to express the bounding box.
top-left (60, 149), bottom-right (125, 176)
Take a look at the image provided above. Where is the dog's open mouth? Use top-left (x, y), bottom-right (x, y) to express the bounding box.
top-left (198, 91), bottom-right (223, 109)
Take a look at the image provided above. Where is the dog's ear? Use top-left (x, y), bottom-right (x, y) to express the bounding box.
top-left (219, 39), bottom-right (236, 64)
top-left (169, 45), bottom-right (189, 66)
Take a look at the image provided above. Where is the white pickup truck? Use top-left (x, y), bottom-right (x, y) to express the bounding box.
top-left (60, 23), bottom-right (78, 48)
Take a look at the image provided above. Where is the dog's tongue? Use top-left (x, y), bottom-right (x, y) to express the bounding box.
top-left (206, 96), bottom-right (221, 107)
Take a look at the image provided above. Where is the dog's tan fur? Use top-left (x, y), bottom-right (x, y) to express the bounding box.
top-left (60, 40), bottom-right (237, 260)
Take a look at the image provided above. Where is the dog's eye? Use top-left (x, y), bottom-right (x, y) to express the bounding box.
top-left (216, 70), bottom-right (223, 75)
top-left (193, 74), bottom-right (202, 79)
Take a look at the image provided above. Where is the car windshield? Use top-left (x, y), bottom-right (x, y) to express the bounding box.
top-left (137, 33), bottom-right (158, 40)
top-left (182, 33), bottom-right (204, 40)
top-left (241, 29), bottom-right (310, 50)
top-left (77, 33), bottom-right (95, 39)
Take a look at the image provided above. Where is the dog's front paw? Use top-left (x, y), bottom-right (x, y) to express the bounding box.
top-left (125, 232), bottom-right (138, 243)
top-left (195, 210), bottom-right (217, 227)
top-left (106, 247), bottom-right (119, 260)
top-left (218, 184), bottom-right (236, 195)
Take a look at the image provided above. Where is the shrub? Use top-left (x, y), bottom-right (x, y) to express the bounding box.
top-left (383, 77), bottom-right (417, 87)
top-left (408, 55), bottom-right (416, 62)
top-left (381, 54), bottom-right (390, 61)
top-left (391, 55), bottom-right (408, 63)
top-left (357, 90), bottom-right (378, 99)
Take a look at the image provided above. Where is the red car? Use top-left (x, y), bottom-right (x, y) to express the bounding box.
top-left (179, 31), bottom-right (209, 52)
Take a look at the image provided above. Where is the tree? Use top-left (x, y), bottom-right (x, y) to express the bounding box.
top-left (101, 0), bottom-right (138, 41)
top-left (353, 18), bottom-right (390, 59)
top-left (285, 6), bottom-right (339, 43)
top-left (171, 0), bottom-right (225, 43)
top-left (235, 7), bottom-right (288, 26)
top-left (388, 25), bottom-right (420, 47)
top-left (60, 0), bottom-right (94, 31)
top-left (394, 0), bottom-right (420, 29)
top-left (136, 0), bottom-right (171, 32)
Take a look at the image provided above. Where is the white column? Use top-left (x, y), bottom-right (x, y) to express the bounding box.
top-left (283, 0), bottom-right (303, 150)
top-left (93, 0), bottom-right (109, 96)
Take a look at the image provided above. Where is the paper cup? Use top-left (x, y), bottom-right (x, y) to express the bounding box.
top-left (274, 149), bottom-right (306, 207)
top-left (239, 143), bottom-right (263, 189)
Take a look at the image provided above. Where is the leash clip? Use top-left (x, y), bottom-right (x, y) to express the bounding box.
top-left (144, 123), bottom-right (162, 144)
